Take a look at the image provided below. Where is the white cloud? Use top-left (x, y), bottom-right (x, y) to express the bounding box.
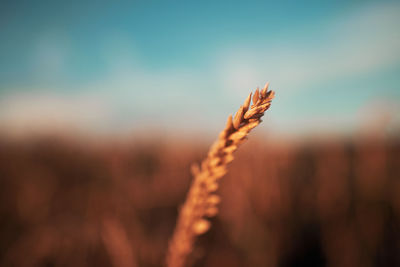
top-left (0, 64), bottom-right (222, 137)
top-left (32, 33), bottom-right (71, 82)
top-left (216, 2), bottom-right (400, 98)
top-left (0, 91), bottom-right (113, 136)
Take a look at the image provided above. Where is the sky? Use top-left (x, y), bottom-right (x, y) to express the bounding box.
top-left (0, 0), bottom-right (399, 138)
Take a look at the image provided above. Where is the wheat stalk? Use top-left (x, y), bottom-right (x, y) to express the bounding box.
top-left (166, 83), bottom-right (275, 267)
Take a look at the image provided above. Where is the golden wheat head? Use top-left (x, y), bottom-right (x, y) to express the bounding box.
top-left (166, 83), bottom-right (275, 267)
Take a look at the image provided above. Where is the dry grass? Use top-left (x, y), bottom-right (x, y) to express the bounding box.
top-left (166, 83), bottom-right (275, 267)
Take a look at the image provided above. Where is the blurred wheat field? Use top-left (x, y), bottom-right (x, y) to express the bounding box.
top-left (0, 134), bottom-right (399, 267)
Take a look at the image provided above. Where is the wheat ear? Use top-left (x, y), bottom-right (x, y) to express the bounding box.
top-left (166, 83), bottom-right (275, 267)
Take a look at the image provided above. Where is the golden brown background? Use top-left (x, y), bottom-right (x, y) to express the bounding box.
top-left (1, 132), bottom-right (399, 267)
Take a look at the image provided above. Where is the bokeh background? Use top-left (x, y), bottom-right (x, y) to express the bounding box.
top-left (0, 0), bottom-right (399, 266)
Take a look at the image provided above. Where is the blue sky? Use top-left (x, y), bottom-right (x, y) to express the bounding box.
top-left (0, 0), bottom-right (399, 137)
